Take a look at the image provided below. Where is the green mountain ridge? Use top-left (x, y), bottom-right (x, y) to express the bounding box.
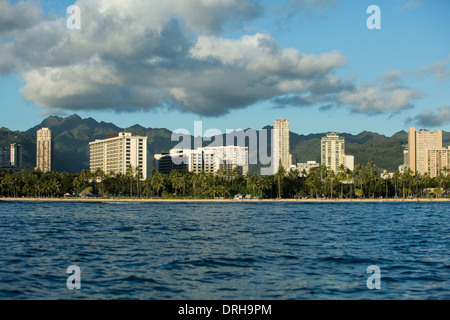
top-left (1, 114), bottom-right (449, 173)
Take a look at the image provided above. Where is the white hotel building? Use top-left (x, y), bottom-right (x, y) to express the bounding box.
top-left (321, 132), bottom-right (354, 172)
top-left (154, 146), bottom-right (248, 176)
top-left (89, 132), bottom-right (147, 179)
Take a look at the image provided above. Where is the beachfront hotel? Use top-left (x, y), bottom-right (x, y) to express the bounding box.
top-left (89, 132), bottom-right (148, 179)
top-left (320, 132), bottom-right (354, 172)
top-left (408, 127), bottom-right (443, 175)
top-left (426, 147), bottom-right (450, 178)
top-left (321, 132), bottom-right (344, 172)
top-left (293, 161), bottom-right (320, 177)
top-left (154, 146), bottom-right (249, 177)
top-left (272, 118), bottom-right (290, 174)
top-left (36, 128), bottom-right (53, 172)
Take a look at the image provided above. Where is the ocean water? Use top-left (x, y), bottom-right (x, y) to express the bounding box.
top-left (0, 200), bottom-right (448, 300)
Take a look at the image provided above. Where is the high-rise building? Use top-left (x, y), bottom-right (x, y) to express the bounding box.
top-left (154, 152), bottom-right (189, 175)
top-left (36, 128), bottom-right (53, 172)
top-left (408, 127), bottom-right (442, 175)
top-left (154, 146), bottom-right (248, 177)
top-left (342, 154), bottom-right (354, 171)
top-left (89, 132), bottom-right (147, 179)
top-left (10, 143), bottom-right (22, 169)
top-left (0, 146), bottom-right (10, 168)
top-left (402, 145), bottom-right (409, 167)
top-left (273, 119), bottom-right (290, 174)
top-left (321, 133), bottom-right (345, 172)
top-left (320, 133), bottom-right (354, 172)
top-left (426, 147), bottom-right (450, 178)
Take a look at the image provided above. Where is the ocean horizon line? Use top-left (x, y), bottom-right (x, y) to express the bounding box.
top-left (1, 197), bottom-right (450, 203)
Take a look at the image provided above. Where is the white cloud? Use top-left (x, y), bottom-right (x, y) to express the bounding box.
top-left (338, 84), bottom-right (421, 114)
top-left (0, 0), bottom-right (424, 118)
top-left (0, 0), bottom-right (352, 117)
top-left (0, 0), bottom-right (42, 33)
top-left (417, 56), bottom-right (450, 83)
top-left (400, 0), bottom-right (423, 12)
top-left (410, 105), bottom-right (450, 127)
top-left (191, 33), bottom-right (347, 77)
top-left (271, 0), bottom-right (340, 25)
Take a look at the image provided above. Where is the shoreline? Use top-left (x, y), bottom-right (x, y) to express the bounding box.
top-left (1, 197), bottom-right (450, 203)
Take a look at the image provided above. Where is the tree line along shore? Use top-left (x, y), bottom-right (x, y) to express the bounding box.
top-left (0, 162), bottom-right (449, 200)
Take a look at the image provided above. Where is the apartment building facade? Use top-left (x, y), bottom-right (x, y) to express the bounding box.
top-left (273, 119), bottom-right (290, 174)
top-left (89, 132), bottom-right (147, 179)
top-left (408, 127), bottom-right (443, 175)
top-left (36, 128), bottom-right (53, 172)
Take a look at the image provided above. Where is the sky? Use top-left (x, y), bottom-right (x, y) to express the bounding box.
top-left (0, 0), bottom-right (449, 136)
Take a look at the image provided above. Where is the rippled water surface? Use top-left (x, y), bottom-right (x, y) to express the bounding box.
top-left (0, 200), bottom-right (448, 299)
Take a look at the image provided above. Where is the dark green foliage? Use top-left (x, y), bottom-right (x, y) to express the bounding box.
top-left (0, 114), bottom-right (448, 174)
top-left (1, 165), bottom-right (449, 199)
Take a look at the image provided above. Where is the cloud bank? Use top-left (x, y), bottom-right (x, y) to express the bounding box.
top-left (410, 105), bottom-right (450, 127)
top-left (0, 0), bottom-right (422, 117)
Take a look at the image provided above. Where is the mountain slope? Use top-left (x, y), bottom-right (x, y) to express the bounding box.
top-left (1, 114), bottom-right (446, 173)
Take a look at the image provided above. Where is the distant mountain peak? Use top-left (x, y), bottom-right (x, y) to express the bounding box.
top-left (66, 113), bottom-right (82, 120)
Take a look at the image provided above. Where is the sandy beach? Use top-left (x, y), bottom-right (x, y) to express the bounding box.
top-left (1, 197), bottom-right (450, 203)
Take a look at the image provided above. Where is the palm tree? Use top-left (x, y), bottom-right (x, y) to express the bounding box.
top-left (275, 161), bottom-right (286, 199)
top-left (151, 167), bottom-right (158, 178)
top-left (73, 169), bottom-right (90, 194)
top-left (381, 169), bottom-right (390, 198)
top-left (170, 170), bottom-right (184, 196)
top-left (0, 175), bottom-right (4, 197)
top-left (21, 170), bottom-right (35, 197)
top-left (366, 161), bottom-right (377, 198)
top-left (231, 167), bottom-right (240, 185)
top-left (93, 168), bottom-right (106, 195)
top-left (126, 165), bottom-right (136, 196)
top-left (43, 180), bottom-right (52, 198)
top-left (142, 179), bottom-right (152, 197)
top-left (345, 168), bottom-right (354, 198)
top-left (151, 172), bottom-right (165, 197)
top-left (209, 184), bottom-right (219, 199)
top-left (337, 164), bottom-right (346, 199)
top-left (433, 187), bottom-right (443, 198)
top-left (191, 173), bottom-right (200, 197)
top-left (442, 167), bottom-right (450, 197)
top-left (179, 172), bottom-right (189, 197)
top-left (392, 170), bottom-right (401, 198)
top-left (247, 173), bottom-right (260, 195)
top-left (436, 171), bottom-right (445, 190)
top-left (306, 167), bottom-right (322, 199)
top-left (3, 171), bottom-right (13, 197)
top-left (35, 179), bottom-right (43, 198)
top-left (354, 164), bottom-right (364, 198)
top-left (260, 175), bottom-right (272, 198)
top-left (325, 169), bottom-right (336, 198)
top-left (422, 172), bottom-right (431, 198)
top-left (49, 176), bottom-right (61, 197)
top-left (400, 168), bottom-right (413, 198)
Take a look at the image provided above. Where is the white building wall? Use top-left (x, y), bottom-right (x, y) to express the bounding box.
top-left (89, 132), bottom-right (147, 179)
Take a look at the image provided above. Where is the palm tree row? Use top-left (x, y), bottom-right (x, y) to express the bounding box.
top-left (1, 163), bottom-right (449, 199)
